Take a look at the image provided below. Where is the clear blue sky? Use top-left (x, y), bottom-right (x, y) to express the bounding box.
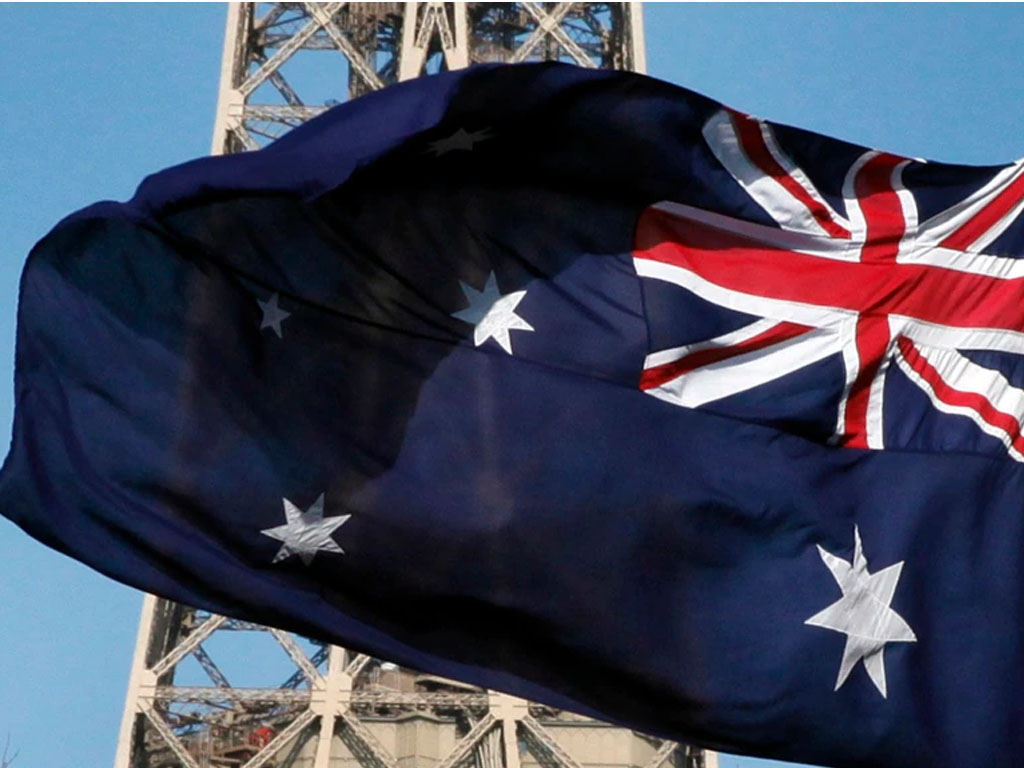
top-left (1, 4), bottom-right (1023, 768)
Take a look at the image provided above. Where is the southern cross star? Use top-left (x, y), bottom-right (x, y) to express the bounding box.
top-left (805, 526), bottom-right (916, 697)
top-left (260, 494), bottom-right (349, 565)
top-left (427, 127), bottom-right (493, 156)
top-left (258, 293), bottom-right (291, 338)
top-left (451, 272), bottom-right (534, 355)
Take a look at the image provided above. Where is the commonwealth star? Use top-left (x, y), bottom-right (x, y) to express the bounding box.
top-left (805, 526), bottom-right (916, 697)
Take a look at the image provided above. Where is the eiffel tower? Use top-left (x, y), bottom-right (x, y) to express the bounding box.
top-left (114, 5), bottom-right (716, 768)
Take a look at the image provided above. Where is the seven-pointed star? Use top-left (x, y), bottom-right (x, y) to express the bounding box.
top-left (260, 494), bottom-right (350, 565)
top-left (451, 272), bottom-right (534, 354)
top-left (258, 293), bottom-right (291, 338)
top-left (805, 526), bottom-right (916, 698)
top-left (427, 127), bottom-right (492, 156)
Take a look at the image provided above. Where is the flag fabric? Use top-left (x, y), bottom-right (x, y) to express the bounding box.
top-left (4, 62), bottom-right (1024, 767)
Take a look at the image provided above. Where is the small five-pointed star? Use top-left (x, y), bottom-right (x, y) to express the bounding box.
top-left (427, 127), bottom-right (493, 156)
top-left (805, 526), bottom-right (916, 698)
top-left (258, 293), bottom-right (291, 338)
top-left (260, 494), bottom-right (350, 565)
top-left (451, 271), bottom-right (534, 355)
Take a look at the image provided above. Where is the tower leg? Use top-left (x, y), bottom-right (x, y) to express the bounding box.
top-left (114, 5), bottom-right (712, 768)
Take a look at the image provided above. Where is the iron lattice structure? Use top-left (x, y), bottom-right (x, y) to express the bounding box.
top-left (210, 2), bottom-right (646, 152)
top-left (116, 4), bottom-right (715, 768)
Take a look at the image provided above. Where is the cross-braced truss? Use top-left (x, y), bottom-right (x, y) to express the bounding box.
top-left (211, 2), bottom-right (646, 151)
top-left (115, 598), bottom-right (708, 768)
top-left (117, 4), bottom-right (714, 768)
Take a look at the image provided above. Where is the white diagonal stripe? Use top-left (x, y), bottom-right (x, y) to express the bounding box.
top-left (894, 316), bottom-right (1024, 355)
top-left (915, 160), bottom-right (1024, 250)
top-left (898, 244), bottom-right (1024, 279)
top-left (969, 194), bottom-right (1024, 253)
top-left (894, 341), bottom-right (1024, 462)
top-left (643, 318), bottom-right (782, 370)
top-left (633, 256), bottom-right (856, 331)
top-left (703, 110), bottom-right (851, 238)
top-left (644, 325), bottom-right (840, 408)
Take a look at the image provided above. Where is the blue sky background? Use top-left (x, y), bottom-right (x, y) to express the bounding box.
top-left (1, 4), bottom-right (1023, 768)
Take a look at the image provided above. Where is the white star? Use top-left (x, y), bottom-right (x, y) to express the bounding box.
top-left (805, 526), bottom-right (916, 698)
top-left (260, 494), bottom-right (350, 566)
top-left (258, 293), bottom-right (291, 338)
top-left (427, 127), bottom-right (493, 156)
top-left (451, 272), bottom-right (534, 355)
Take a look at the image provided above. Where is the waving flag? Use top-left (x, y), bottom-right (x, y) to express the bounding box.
top-left (3, 63), bottom-right (1024, 768)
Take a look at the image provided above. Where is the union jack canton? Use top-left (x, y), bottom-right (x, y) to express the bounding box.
top-left (635, 108), bottom-right (1024, 461)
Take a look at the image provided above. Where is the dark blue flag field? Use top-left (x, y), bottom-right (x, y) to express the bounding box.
top-left (5, 63), bottom-right (1024, 767)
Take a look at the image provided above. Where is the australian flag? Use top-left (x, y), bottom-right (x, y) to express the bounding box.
top-left (4, 63), bottom-right (1024, 768)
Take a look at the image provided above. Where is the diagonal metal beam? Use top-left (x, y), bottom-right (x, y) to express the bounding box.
top-left (509, 2), bottom-right (574, 63)
top-left (150, 614), bottom-right (227, 678)
top-left (515, 2), bottom-right (596, 67)
top-left (520, 715), bottom-right (585, 768)
top-left (435, 713), bottom-right (499, 768)
top-left (306, 3), bottom-right (386, 91)
top-left (192, 644), bottom-right (231, 688)
top-left (283, 643), bottom-right (329, 689)
top-left (345, 652), bottom-right (373, 679)
top-left (140, 703), bottom-right (202, 768)
top-left (253, 3), bottom-right (288, 33)
top-left (415, 3), bottom-right (455, 50)
top-left (253, 50), bottom-right (304, 106)
top-left (340, 711), bottom-right (400, 768)
top-left (643, 741), bottom-right (679, 768)
top-left (399, 1), bottom-right (468, 79)
top-left (241, 709), bottom-right (319, 768)
top-left (542, 19), bottom-right (598, 68)
top-left (269, 628), bottom-right (324, 687)
top-left (476, 727), bottom-right (504, 768)
top-left (414, 4), bottom-right (437, 46)
top-left (234, 123), bottom-right (265, 151)
top-left (239, 3), bottom-right (343, 97)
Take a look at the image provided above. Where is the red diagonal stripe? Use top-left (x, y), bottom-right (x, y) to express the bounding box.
top-left (897, 336), bottom-right (1024, 456)
top-left (731, 111), bottom-right (852, 240)
top-left (640, 321), bottom-right (814, 391)
top-left (939, 169), bottom-right (1024, 251)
